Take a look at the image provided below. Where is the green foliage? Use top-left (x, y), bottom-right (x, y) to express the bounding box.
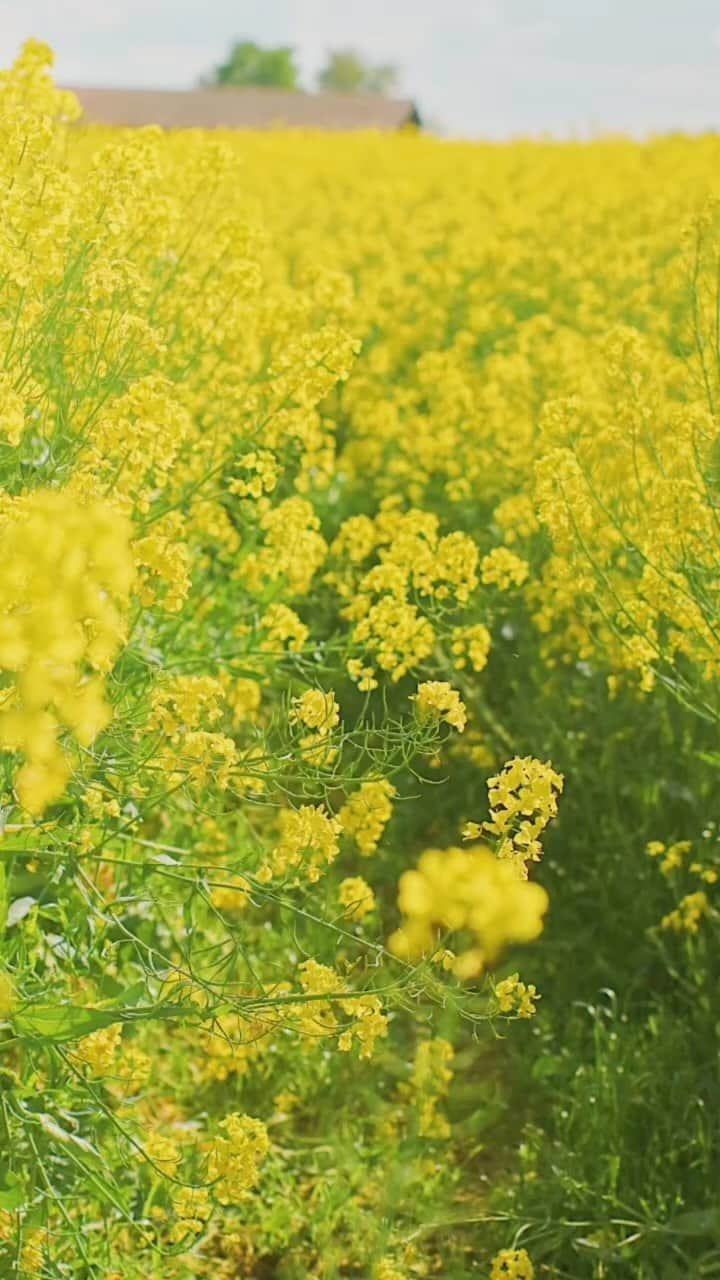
top-left (204, 40), bottom-right (300, 90)
top-left (316, 49), bottom-right (399, 96)
top-left (480, 666), bottom-right (720, 1278)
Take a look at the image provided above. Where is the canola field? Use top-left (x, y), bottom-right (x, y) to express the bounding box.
top-left (1, 38), bottom-right (720, 1280)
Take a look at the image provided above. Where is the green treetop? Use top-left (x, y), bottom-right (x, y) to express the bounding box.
top-left (205, 40), bottom-right (300, 90)
top-left (316, 49), bottom-right (399, 96)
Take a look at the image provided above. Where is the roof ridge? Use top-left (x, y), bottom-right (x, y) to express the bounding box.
top-left (62, 85), bottom-right (421, 132)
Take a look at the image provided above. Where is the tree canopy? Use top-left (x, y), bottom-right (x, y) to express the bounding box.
top-left (205, 40), bottom-right (300, 90)
top-left (202, 41), bottom-right (401, 98)
top-left (316, 49), bottom-right (399, 96)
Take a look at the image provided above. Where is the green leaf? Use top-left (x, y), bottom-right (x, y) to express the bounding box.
top-left (530, 1052), bottom-right (563, 1082)
top-left (95, 976), bottom-right (146, 1006)
top-left (666, 1209), bottom-right (720, 1238)
top-left (113, 981), bottom-right (146, 1008)
top-left (13, 992), bottom-right (193, 1043)
top-left (13, 1003), bottom-right (121, 1043)
top-left (0, 861), bottom-right (6, 935)
top-left (36, 1113), bottom-right (106, 1166)
top-left (0, 1173), bottom-right (24, 1211)
top-left (696, 751), bottom-right (720, 770)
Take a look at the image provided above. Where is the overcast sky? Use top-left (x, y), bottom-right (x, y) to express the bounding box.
top-left (2, 0), bottom-right (720, 138)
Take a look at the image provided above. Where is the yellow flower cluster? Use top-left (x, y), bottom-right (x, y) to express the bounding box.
top-left (338, 875), bottom-right (376, 921)
top-left (162, 729), bottom-right (239, 791)
top-left (530, 300), bottom-right (720, 692)
top-left (661, 891), bottom-right (710, 935)
top-left (244, 496), bottom-right (329, 598)
top-left (206, 1113), bottom-right (269, 1204)
top-left (401, 1037), bottom-right (455, 1139)
top-left (329, 505), bottom-right (481, 685)
top-left (494, 972), bottom-right (540, 1019)
top-left (147, 676), bottom-right (225, 738)
top-left (290, 687), bottom-right (340, 761)
top-left (351, 595), bottom-right (434, 684)
top-left (171, 1186), bottom-right (213, 1240)
top-left (451, 623), bottom-right (492, 672)
top-left (413, 680), bottom-right (467, 733)
top-left (296, 958), bottom-right (388, 1058)
top-left (113, 1044), bottom-right (152, 1097)
top-left (481, 548), bottom-right (529, 591)
top-left (647, 835), bottom-right (718, 937)
top-left (290, 689), bottom-right (339, 736)
top-left (18, 1228), bottom-right (47, 1276)
top-left (259, 804), bottom-right (341, 883)
top-left (259, 603), bottom-right (309, 653)
top-left (143, 1133), bottom-right (182, 1178)
top-left (490, 1247), bottom-right (534, 1280)
top-left (69, 1023), bottom-right (123, 1077)
top-left (389, 845), bottom-right (549, 979)
top-left (375, 1262), bottom-right (407, 1280)
top-left (338, 779), bottom-right (396, 855)
top-left (0, 491), bottom-right (133, 813)
top-left (479, 757), bottom-right (564, 877)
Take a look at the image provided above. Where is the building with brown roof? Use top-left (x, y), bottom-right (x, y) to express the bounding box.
top-left (66, 86), bottom-right (421, 132)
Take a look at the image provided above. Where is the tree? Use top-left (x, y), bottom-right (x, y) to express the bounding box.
top-left (204, 40), bottom-right (300, 91)
top-left (316, 50), bottom-right (399, 96)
